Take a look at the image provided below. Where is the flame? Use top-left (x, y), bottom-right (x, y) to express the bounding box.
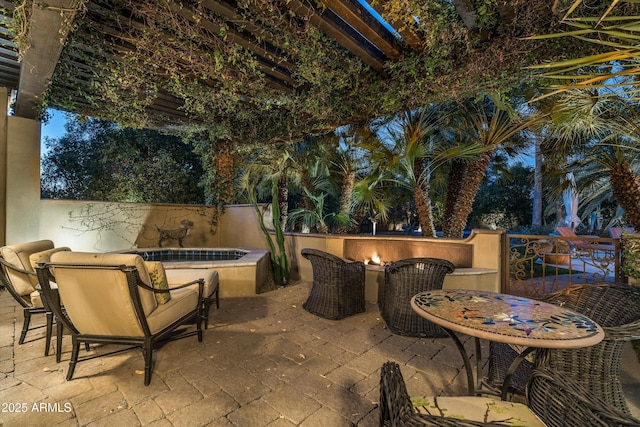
top-left (371, 252), bottom-right (381, 264)
top-left (364, 252), bottom-right (383, 265)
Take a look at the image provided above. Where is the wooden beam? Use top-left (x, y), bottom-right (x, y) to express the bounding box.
top-left (285, 0), bottom-right (387, 74)
top-left (320, 0), bottom-right (402, 60)
top-left (366, 3), bottom-right (423, 52)
top-left (14, 0), bottom-right (83, 119)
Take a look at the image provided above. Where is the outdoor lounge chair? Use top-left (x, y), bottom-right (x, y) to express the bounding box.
top-left (35, 252), bottom-right (204, 386)
top-left (381, 258), bottom-right (455, 337)
top-left (0, 240), bottom-right (70, 355)
top-left (609, 227), bottom-right (636, 239)
top-left (380, 361), bottom-right (640, 426)
top-left (488, 283), bottom-right (640, 414)
top-left (555, 226), bottom-right (616, 253)
top-left (301, 248), bottom-right (365, 320)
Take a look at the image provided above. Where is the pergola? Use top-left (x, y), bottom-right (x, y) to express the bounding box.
top-left (1, 1), bottom-right (564, 134)
top-left (0, 0), bottom-right (575, 245)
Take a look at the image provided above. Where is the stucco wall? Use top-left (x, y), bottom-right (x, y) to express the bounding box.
top-left (38, 200), bottom-right (221, 251)
top-left (5, 116), bottom-right (41, 244)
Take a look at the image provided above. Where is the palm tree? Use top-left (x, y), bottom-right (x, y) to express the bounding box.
top-left (440, 98), bottom-right (538, 238)
top-left (373, 108), bottom-right (441, 237)
top-left (537, 90), bottom-right (640, 228)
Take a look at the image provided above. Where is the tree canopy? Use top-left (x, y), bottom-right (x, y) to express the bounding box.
top-left (41, 116), bottom-right (205, 204)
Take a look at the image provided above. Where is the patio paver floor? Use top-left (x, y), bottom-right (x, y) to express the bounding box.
top-left (1, 282), bottom-right (638, 426)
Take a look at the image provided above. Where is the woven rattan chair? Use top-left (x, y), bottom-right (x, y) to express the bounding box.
top-left (380, 361), bottom-right (640, 427)
top-left (380, 361), bottom-right (506, 426)
top-left (526, 367), bottom-right (640, 427)
top-left (301, 248), bottom-right (365, 320)
top-left (488, 283), bottom-right (640, 414)
top-left (381, 258), bottom-right (455, 337)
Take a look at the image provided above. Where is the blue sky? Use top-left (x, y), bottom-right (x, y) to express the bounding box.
top-left (41, 108), bottom-right (68, 154)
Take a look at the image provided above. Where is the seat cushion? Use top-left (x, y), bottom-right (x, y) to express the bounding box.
top-left (412, 396), bottom-right (546, 426)
top-left (145, 261), bottom-right (171, 304)
top-left (1, 240), bottom-right (55, 296)
top-left (165, 268), bottom-right (218, 298)
top-left (146, 287), bottom-right (199, 334)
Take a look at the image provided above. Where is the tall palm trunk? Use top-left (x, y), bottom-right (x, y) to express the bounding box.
top-left (610, 163), bottom-right (640, 229)
top-left (446, 150), bottom-right (494, 238)
top-left (442, 159), bottom-right (467, 236)
top-left (337, 170), bottom-right (355, 234)
top-left (213, 140), bottom-right (236, 206)
top-left (414, 158), bottom-right (436, 237)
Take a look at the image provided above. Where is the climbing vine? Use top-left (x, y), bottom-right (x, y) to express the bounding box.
top-left (7, 0), bottom-right (603, 144)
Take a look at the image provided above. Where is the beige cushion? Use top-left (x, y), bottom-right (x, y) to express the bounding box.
top-left (412, 396), bottom-right (546, 426)
top-left (29, 247), bottom-right (71, 270)
top-left (50, 252), bottom-right (158, 317)
top-left (1, 240), bottom-right (54, 296)
top-left (165, 268), bottom-right (218, 298)
top-left (145, 261), bottom-right (171, 304)
top-left (146, 287), bottom-right (199, 334)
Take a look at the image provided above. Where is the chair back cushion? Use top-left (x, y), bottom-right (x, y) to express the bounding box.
top-left (144, 261), bottom-right (171, 304)
top-left (29, 247), bottom-right (71, 270)
top-left (49, 251), bottom-right (158, 336)
top-left (1, 240), bottom-right (54, 296)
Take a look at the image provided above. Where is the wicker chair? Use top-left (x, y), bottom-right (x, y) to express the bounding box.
top-left (381, 258), bottom-right (455, 337)
top-left (379, 361), bottom-right (640, 427)
top-left (526, 367), bottom-right (640, 427)
top-left (379, 361), bottom-right (507, 426)
top-left (488, 283), bottom-right (640, 414)
top-left (301, 248), bottom-right (365, 320)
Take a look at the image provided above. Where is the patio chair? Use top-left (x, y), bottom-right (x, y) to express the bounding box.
top-left (488, 283), bottom-right (640, 414)
top-left (0, 240), bottom-right (70, 355)
top-left (608, 227), bottom-right (636, 239)
top-left (380, 361), bottom-right (538, 426)
top-left (35, 251), bottom-right (204, 386)
top-left (381, 258), bottom-right (454, 337)
top-left (555, 226), bottom-right (616, 253)
top-left (379, 361), bottom-right (640, 426)
top-left (300, 248), bottom-right (365, 320)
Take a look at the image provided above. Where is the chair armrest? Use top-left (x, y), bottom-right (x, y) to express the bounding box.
top-left (137, 278), bottom-right (204, 298)
top-left (0, 257), bottom-right (35, 276)
top-left (602, 318), bottom-right (640, 341)
top-left (526, 368), bottom-right (640, 426)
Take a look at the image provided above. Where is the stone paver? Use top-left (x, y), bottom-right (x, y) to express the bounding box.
top-left (0, 282), bottom-right (639, 426)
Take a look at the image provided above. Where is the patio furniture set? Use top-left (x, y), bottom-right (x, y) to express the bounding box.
top-left (302, 248), bottom-right (640, 426)
top-left (0, 240), bottom-right (219, 386)
top-left (3, 241), bottom-right (640, 424)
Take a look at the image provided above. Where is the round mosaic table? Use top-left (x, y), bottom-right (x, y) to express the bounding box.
top-left (410, 289), bottom-right (604, 400)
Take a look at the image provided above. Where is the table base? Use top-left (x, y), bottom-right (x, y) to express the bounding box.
top-left (442, 327), bottom-right (534, 401)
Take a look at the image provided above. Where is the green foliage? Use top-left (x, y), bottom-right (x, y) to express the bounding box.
top-left (41, 116), bottom-right (205, 204)
top-left (34, 0), bottom-right (586, 146)
top-left (622, 234), bottom-right (640, 280)
top-left (469, 163), bottom-right (534, 230)
top-left (246, 178), bottom-right (290, 286)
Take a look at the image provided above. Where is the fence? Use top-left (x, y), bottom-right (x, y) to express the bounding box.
top-left (505, 233), bottom-right (621, 298)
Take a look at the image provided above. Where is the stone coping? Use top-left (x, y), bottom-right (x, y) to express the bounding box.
top-left (364, 264), bottom-right (497, 276)
top-left (115, 247), bottom-right (269, 268)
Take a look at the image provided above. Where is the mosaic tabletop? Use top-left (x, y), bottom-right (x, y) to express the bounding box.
top-left (411, 289), bottom-right (604, 348)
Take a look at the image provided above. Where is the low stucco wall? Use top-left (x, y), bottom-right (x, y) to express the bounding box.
top-left (20, 200), bottom-right (503, 296)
